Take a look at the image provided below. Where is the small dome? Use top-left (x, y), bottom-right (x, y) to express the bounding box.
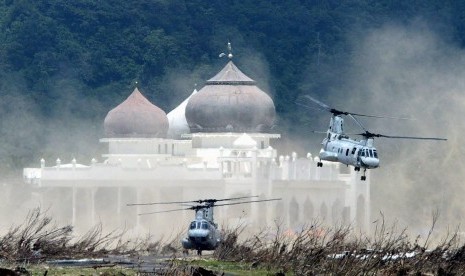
top-left (167, 89), bottom-right (198, 138)
top-left (185, 61), bottom-right (276, 133)
top-left (104, 88), bottom-right (168, 138)
top-left (233, 133), bottom-right (257, 149)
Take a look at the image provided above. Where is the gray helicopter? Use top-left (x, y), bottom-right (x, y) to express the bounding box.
top-left (297, 95), bottom-right (447, 181)
top-left (128, 196), bottom-right (280, 255)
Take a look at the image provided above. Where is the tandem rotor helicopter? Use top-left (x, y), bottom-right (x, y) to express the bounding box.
top-left (297, 95), bottom-right (447, 181)
top-left (128, 196), bottom-right (280, 255)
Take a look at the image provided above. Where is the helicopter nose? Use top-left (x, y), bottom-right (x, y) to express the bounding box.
top-left (361, 157), bottom-right (379, 168)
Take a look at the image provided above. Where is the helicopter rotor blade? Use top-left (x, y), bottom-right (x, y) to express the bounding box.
top-left (295, 95), bottom-right (331, 112)
top-left (127, 195), bottom-right (259, 207)
top-left (300, 95), bottom-right (332, 111)
top-left (348, 114), bottom-right (368, 133)
top-left (356, 132), bottom-right (447, 141)
top-left (137, 206), bottom-right (194, 216)
top-left (138, 204), bottom-right (210, 216)
top-left (309, 130), bottom-right (328, 134)
top-left (197, 195), bottom-right (259, 204)
top-left (137, 198), bottom-right (282, 216)
top-left (299, 95), bottom-right (413, 120)
top-left (212, 198), bottom-right (282, 208)
top-left (128, 201), bottom-right (192, 206)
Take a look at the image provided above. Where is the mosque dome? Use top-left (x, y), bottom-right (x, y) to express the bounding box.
top-left (167, 89), bottom-right (198, 138)
top-left (185, 61), bottom-right (276, 133)
top-left (104, 88), bottom-right (169, 138)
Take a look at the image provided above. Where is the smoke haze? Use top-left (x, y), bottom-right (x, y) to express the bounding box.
top-left (318, 19), bottom-right (465, 233)
top-left (2, 16), bottom-right (465, 242)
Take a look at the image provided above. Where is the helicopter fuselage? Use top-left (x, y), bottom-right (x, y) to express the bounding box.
top-left (182, 218), bottom-right (221, 252)
top-left (319, 134), bottom-right (380, 170)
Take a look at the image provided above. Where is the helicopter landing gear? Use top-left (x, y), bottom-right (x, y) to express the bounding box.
top-left (197, 250), bottom-right (202, 256)
top-left (361, 169), bottom-right (367, 181)
top-left (317, 161), bottom-right (323, 167)
top-left (354, 167), bottom-right (360, 171)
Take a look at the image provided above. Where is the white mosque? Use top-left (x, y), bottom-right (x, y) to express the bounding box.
top-left (23, 52), bottom-right (370, 238)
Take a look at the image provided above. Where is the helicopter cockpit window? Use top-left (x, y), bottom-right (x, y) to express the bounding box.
top-left (369, 149), bottom-right (373, 157)
top-left (189, 222), bottom-right (196, 230)
top-left (373, 150), bottom-right (378, 158)
top-left (360, 149), bottom-right (365, 157)
top-left (201, 222), bottom-right (208, 229)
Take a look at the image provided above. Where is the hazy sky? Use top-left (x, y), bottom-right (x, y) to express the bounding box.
top-left (324, 19), bottom-right (465, 234)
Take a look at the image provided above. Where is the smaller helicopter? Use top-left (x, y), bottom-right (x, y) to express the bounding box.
top-left (128, 196), bottom-right (280, 255)
top-left (296, 95), bottom-right (447, 181)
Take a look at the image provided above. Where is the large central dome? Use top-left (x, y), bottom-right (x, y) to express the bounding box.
top-left (185, 61), bottom-right (276, 133)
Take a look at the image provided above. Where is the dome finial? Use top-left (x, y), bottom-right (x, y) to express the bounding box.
top-left (135, 81), bottom-right (139, 88)
top-left (219, 41), bottom-right (233, 60)
top-left (227, 41), bottom-right (233, 59)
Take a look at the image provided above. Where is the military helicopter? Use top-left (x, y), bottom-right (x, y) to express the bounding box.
top-left (128, 196), bottom-right (280, 255)
top-left (297, 95), bottom-right (447, 181)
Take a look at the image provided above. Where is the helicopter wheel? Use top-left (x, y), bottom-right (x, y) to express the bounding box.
top-left (361, 175), bottom-right (366, 181)
top-left (317, 162), bottom-right (323, 167)
top-left (197, 250), bottom-right (202, 256)
top-left (354, 167), bottom-right (360, 171)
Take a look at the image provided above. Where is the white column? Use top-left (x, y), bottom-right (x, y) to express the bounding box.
top-left (117, 187), bottom-right (122, 225)
top-left (136, 188), bottom-right (141, 229)
top-left (292, 152), bottom-right (297, 180)
top-left (90, 188), bottom-right (96, 226)
top-left (72, 186), bottom-right (77, 226)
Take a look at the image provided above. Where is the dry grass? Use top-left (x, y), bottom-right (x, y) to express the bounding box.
top-left (2, 208), bottom-right (465, 275)
top-left (214, 213), bottom-right (465, 275)
top-left (0, 207), bottom-right (181, 263)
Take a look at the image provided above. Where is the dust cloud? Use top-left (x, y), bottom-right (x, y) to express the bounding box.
top-left (0, 74), bottom-right (107, 235)
top-left (4, 19), bottom-right (464, 241)
top-left (320, 19), bottom-right (465, 234)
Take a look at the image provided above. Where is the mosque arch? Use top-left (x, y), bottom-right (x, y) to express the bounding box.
top-left (257, 193), bottom-right (267, 225)
top-left (331, 199), bottom-right (343, 225)
top-left (289, 197), bottom-right (299, 227)
top-left (227, 192), bottom-right (252, 218)
top-left (304, 197), bottom-right (314, 221)
top-left (44, 187), bottom-right (72, 225)
top-left (120, 187), bottom-right (137, 227)
top-left (356, 195), bottom-right (366, 231)
top-left (320, 202), bottom-right (328, 221)
top-left (93, 187), bottom-right (125, 230)
top-left (74, 188), bottom-right (93, 228)
top-left (138, 187), bottom-right (159, 229)
top-left (275, 201), bottom-right (285, 221)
